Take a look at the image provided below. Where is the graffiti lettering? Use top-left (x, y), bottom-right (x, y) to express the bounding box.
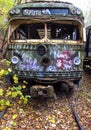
top-left (56, 50), bottom-right (73, 70)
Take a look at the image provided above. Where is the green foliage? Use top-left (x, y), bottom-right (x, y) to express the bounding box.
top-left (1, 59), bottom-right (11, 66)
top-left (5, 85), bottom-right (31, 105)
top-left (0, 0), bottom-right (13, 15)
top-left (0, 99), bottom-right (10, 111)
top-left (0, 0), bottom-right (14, 31)
top-left (0, 59), bottom-right (31, 111)
top-left (0, 88), bottom-right (4, 96)
top-left (13, 74), bottom-right (18, 84)
top-left (0, 83), bottom-right (31, 111)
top-left (0, 69), bottom-right (9, 78)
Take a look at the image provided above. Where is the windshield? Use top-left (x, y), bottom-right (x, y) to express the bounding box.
top-left (10, 23), bottom-right (80, 41)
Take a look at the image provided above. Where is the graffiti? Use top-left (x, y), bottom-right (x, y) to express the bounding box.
top-left (46, 65), bottom-right (57, 72)
top-left (19, 59), bottom-right (39, 70)
top-left (14, 48), bottom-right (79, 72)
top-left (56, 50), bottom-right (74, 70)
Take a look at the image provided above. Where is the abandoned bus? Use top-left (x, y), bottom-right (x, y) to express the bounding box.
top-left (84, 25), bottom-right (91, 71)
top-left (6, 1), bottom-right (85, 97)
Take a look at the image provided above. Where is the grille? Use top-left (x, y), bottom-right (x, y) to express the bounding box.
top-left (14, 70), bottom-right (83, 80)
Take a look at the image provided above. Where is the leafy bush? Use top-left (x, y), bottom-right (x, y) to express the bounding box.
top-left (0, 59), bottom-right (31, 111)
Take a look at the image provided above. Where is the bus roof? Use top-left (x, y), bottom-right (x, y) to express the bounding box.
top-left (8, 0), bottom-right (84, 23)
top-left (13, 1), bottom-right (73, 8)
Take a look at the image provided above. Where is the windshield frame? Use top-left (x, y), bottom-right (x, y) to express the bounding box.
top-left (8, 19), bottom-right (83, 43)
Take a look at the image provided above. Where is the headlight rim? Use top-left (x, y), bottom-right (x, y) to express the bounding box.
top-left (71, 7), bottom-right (81, 15)
top-left (11, 56), bottom-right (19, 65)
top-left (76, 8), bottom-right (81, 15)
top-left (23, 9), bottom-right (31, 16)
top-left (71, 7), bottom-right (77, 15)
top-left (73, 57), bottom-right (81, 65)
top-left (10, 8), bottom-right (21, 15)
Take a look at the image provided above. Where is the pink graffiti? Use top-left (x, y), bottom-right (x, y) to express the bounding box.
top-left (56, 50), bottom-right (73, 70)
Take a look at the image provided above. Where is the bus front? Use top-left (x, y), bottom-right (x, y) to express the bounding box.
top-left (6, 1), bottom-right (85, 91)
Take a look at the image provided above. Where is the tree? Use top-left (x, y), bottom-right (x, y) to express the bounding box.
top-left (14, 0), bottom-right (22, 4)
top-left (14, 0), bottom-right (32, 4)
top-left (0, 0), bottom-right (14, 35)
top-left (84, 2), bottom-right (91, 27)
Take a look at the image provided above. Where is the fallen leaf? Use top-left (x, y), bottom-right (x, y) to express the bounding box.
top-left (12, 114), bottom-right (17, 119)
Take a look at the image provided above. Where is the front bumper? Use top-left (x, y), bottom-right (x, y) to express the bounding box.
top-left (10, 70), bottom-right (83, 83)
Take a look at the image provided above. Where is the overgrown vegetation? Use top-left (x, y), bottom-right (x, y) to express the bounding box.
top-left (0, 59), bottom-right (31, 112)
top-left (0, 0), bottom-right (14, 28)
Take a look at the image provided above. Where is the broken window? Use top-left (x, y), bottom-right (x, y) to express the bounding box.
top-left (10, 23), bottom-right (45, 40)
top-left (48, 23), bottom-right (79, 40)
top-left (10, 23), bottom-right (80, 41)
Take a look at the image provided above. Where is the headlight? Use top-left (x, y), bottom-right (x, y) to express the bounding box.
top-left (11, 56), bottom-right (19, 64)
top-left (74, 57), bottom-right (81, 65)
top-left (15, 9), bottom-right (21, 14)
top-left (23, 9), bottom-right (31, 15)
top-left (10, 9), bottom-right (16, 14)
top-left (71, 8), bottom-right (77, 14)
top-left (76, 8), bottom-right (81, 15)
top-left (71, 7), bottom-right (81, 15)
top-left (10, 8), bottom-right (20, 15)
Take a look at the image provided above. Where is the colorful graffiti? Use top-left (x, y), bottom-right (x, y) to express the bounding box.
top-left (56, 50), bottom-right (74, 70)
top-left (18, 52), bottom-right (39, 71)
top-left (19, 58), bottom-right (39, 70)
top-left (14, 47), bottom-right (79, 72)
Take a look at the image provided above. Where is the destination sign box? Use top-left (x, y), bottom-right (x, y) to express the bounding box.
top-left (22, 8), bottom-right (69, 16)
